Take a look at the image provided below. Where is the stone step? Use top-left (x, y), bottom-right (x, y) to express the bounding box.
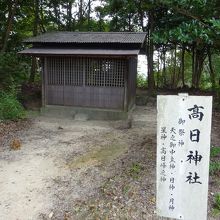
top-left (74, 113), bottom-right (89, 121)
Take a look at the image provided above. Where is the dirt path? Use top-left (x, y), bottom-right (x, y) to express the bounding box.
top-left (0, 105), bottom-right (219, 220)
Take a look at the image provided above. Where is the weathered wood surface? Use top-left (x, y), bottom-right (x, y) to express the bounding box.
top-left (127, 56), bottom-right (137, 110)
top-left (44, 56), bottom-right (131, 110)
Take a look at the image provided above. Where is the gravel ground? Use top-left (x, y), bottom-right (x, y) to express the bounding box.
top-left (0, 105), bottom-right (219, 220)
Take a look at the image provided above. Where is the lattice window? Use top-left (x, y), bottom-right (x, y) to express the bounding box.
top-left (47, 57), bottom-right (64, 85)
top-left (47, 57), bottom-right (83, 86)
top-left (85, 58), bottom-right (126, 87)
top-left (47, 57), bottom-right (126, 87)
top-left (65, 57), bottom-right (83, 86)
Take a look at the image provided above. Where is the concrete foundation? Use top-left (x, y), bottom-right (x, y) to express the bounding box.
top-left (41, 105), bottom-right (131, 120)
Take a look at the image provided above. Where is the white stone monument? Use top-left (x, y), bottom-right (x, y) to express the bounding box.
top-left (157, 94), bottom-right (212, 220)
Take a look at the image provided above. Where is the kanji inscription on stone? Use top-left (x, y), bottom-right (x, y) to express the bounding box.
top-left (157, 94), bottom-right (212, 220)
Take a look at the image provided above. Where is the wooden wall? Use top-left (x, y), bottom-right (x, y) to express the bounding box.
top-left (43, 56), bottom-right (131, 110)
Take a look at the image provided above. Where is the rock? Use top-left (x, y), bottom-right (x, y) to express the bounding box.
top-left (49, 211), bottom-right (54, 219)
top-left (10, 139), bottom-right (21, 150)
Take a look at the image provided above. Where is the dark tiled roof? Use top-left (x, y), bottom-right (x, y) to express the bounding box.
top-left (24, 32), bottom-right (147, 44)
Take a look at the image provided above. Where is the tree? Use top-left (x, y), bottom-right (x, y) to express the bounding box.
top-left (1, 0), bottom-right (18, 52)
top-left (29, 0), bottom-right (40, 83)
top-left (152, 0), bottom-right (220, 88)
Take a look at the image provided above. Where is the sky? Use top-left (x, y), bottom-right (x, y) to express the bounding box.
top-left (138, 55), bottom-right (148, 76)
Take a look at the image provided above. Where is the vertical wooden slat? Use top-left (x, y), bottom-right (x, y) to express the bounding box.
top-left (63, 58), bottom-right (65, 104)
top-left (55, 57), bottom-right (57, 85)
top-left (57, 57), bottom-right (59, 85)
top-left (66, 57), bottom-right (68, 85)
top-left (93, 58), bottom-right (95, 86)
top-left (59, 57), bottom-right (61, 85)
top-left (57, 59), bottom-right (61, 85)
top-left (80, 57), bottom-right (81, 85)
top-left (80, 58), bottom-right (81, 86)
top-left (82, 57), bottom-right (85, 87)
top-left (44, 57), bottom-right (48, 105)
top-left (47, 58), bottom-right (49, 85)
top-left (51, 57), bottom-right (52, 84)
top-left (69, 57), bottom-right (71, 85)
top-left (103, 59), bottom-right (105, 87)
top-left (41, 58), bottom-right (45, 107)
top-left (61, 57), bottom-right (63, 85)
top-left (51, 57), bottom-right (53, 85)
top-left (74, 57), bottom-right (75, 85)
top-left (123, 58), bottom-right (128, 111)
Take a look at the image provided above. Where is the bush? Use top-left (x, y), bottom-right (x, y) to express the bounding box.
top-left (0, 52), bottom-right (30, 90)
top-left (137, 74), bottom-right (147, 89)
top-left (0, 91), bottom-right (26, 120)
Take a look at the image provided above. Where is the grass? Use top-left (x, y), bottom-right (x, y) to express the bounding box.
top-left (210, 146), bottom-right (220, 157)
top-left (122, 185), bottom-right (130, 195)
top-left (212, 193), bottom-right (220, 217)
top-left (210, 147), bottom-right (220, 216)
top-left (209, 162), bottom-right (220, 175)
top-left (210, 146), bottom-right (220, 176)
top-left (129, 162), bottom-right (143, 179)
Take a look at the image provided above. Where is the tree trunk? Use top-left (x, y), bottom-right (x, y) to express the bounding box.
top-left (147, 10), bottom-right (155, 94)
top-left (67, 1), bottom-right (73, 31)
top-left (172, 45), bottom-right (177, 88)
top-left (87, 0), bottom-right (91, 31)
top-left (157, 52), bottom-right (160, 88)
top-left (79, 0), bottom-right (84, 23)
top-left (207, 47), bottom-right (216, 90)
top-left (162, 46), bottom-right (167, 87)
top-left (192, 43), bottom-right (206, 89)
top-left (196, 53), bottom-right (204, 88)
top-left (39, 0), bottom-right (46, 33)
top-left (29, 58), bottom-right (37, 83)
top-left (128, 14), bottom-right (131, 31)
top-left (180, 46), bottom-right (185, 87)
top-left (29, 0), bottom-right (39, 83)
top-left (138, 0), bottom-right (145, 32)
top-left (192, 43), bottom-right (195, 88)
top-left (1, 0), bottom-right (18, 52)
top-left (53, 3), bottom-right (61, 30)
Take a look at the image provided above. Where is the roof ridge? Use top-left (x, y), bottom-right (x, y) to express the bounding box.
top-left (40, 31), bottom-right (146, 34)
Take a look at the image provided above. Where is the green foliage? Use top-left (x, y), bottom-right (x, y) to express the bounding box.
top-left (0, 53), bottom-right (30, 89)
top-left (209, 162), bottom-right (220, 176)
top-left (0, 90), bottom-right (26, 120)
top-left (210, 146), bottom-right (220, 176)
top-left (129, 162), bottom-right (143, 179)
top-left (210, 146), bottom-right (220, 158)
top-left (213, 193), bottom-right (220, 216)
top-left (155, 20), bottom-right (214, 44)
top-left (0, 0), bottom-right (220, 97)
top-left (137, 74), bottom-right (147, 89)
top-left (122, 184), bottom-right (130, 195)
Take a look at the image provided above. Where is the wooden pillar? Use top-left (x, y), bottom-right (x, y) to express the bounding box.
top-left (123, 58), bottom-right (128, 111)
top-left (43, 57), bottom-right (48, 106)
top-left (83, 57), bottom-right (86, 87)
